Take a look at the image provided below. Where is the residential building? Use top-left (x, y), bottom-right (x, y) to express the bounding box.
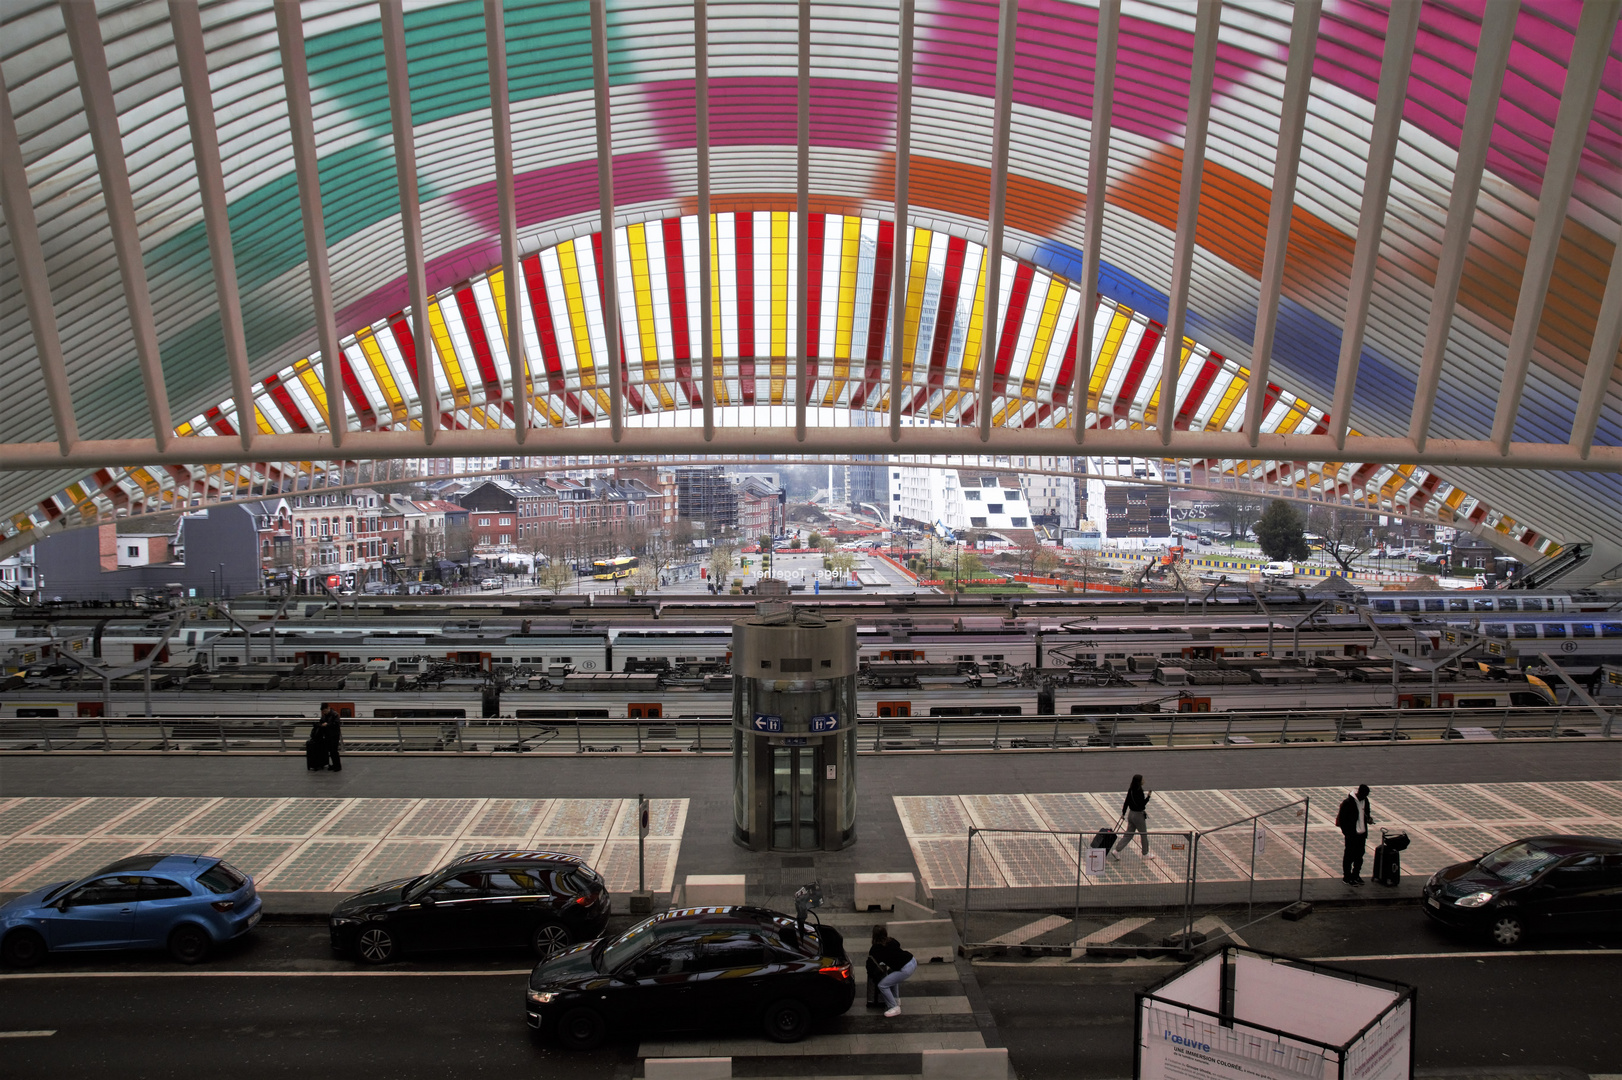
top-left (614, 466), bottom-right (679, 528)
top-left (33, 510), bottom-right (258, 601)
top-left (458, 479), bottom-right (549, 550)
top-left (736, 476), bottom-right (784, 538)
top-left (397, 499), bottom-right (470, 565)
top-left (0, 549), bottom-right (38, 598)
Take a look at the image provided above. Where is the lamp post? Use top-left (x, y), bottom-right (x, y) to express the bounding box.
top-left (209, 569), bottom-right (217, 600)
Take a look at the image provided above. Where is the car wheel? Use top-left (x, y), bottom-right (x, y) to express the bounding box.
top-left (168, 924), bottom-right (212, 965)
top-left (1489, 913), bottom-right (1526, 948)
top-left (762, 997), bottom-right (813, 1043)
top-left (356, 926), bottom-right (397, 964)
top-left (532, 922), bottom-right (571, 960)
top-left (555, 1006), bottom-right (606, 1051)
top-left (1, 929), bottom-right (47, 968)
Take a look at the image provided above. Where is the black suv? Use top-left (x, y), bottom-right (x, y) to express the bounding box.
top-left (330, 850), bottom-right (611, 964)
top-left (526, 906), bottom-right (854, 1049)
top-left (1422, 834), bottom-right (1622, 946)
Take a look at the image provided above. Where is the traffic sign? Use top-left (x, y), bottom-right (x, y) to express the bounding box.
top-left (809, 713), bottom-right (840, 733)
top-left (752, 713), bottom-right (783, 733)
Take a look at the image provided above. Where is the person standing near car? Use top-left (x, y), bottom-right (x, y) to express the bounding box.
top-left (320, 708), bottom-right (344, 772)
top-left (1337, 784), bottom-right (1374, 885)
top-left (869, 925), bottom-right (916, 1018)
top-left (1112, 774), bottom-right (1154, 860)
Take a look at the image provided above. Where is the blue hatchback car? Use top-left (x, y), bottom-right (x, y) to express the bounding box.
top-left (0, 852), bottom-right (261, 967)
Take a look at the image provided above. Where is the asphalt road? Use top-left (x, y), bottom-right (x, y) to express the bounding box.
top-left (2, 908), bottom-right (1616, 1078)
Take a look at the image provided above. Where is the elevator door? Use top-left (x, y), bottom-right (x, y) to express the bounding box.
top-left (771, 745), bottom-right (820, 850)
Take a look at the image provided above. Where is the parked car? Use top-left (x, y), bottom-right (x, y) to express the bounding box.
top-left (527, 906), bottom-right (854, 1049)
top-left (330, 850), bottom-right (610, 964)
top-left (0, 853), bottom-right (260, 967)
top-left (480, 577), bottom-right (502, 590)
top-left (1421, 835), bottom-right (1622, 946)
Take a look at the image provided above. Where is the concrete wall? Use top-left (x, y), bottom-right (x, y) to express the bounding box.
top-left (35, 508), bottom-right (260, 601)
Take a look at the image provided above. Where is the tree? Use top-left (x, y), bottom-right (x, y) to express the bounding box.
top-left (828, 550), bottom-right (858, 579)
top-left (1254, 499), bottom-right (1310, 562)
top-left (709, 543), bottom-right (738, 585)
top-left (1072, 547), bottom-right (1107, 593)
top-left (807, 531), bottom-right (822, 550)
top-left (1210, 493), bottom-right (1264, 540)
top-left (1307, 506), bottom-right (1376, 572)
top-left (537, 560), bottom-right (576, 594)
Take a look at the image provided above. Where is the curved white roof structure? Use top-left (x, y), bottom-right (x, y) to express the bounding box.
top-left (1, 0), bottom-right (1618, 568)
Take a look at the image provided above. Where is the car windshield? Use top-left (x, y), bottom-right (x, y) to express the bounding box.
top-left (598, 920), bottom-right (666, 973)
top-left (1478, 841), bottom-right (1560, 883)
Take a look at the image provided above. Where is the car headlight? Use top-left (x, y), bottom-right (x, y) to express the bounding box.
top-left (331, 916), bottom-right (361, 926)
top-left (1454, 891), bottom-right (1496, 908)
top-left (526, 989), bottom-right (561, 1005)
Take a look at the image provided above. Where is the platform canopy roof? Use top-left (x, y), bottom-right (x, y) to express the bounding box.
top-left (0, 0), bottom-right (1619, 561)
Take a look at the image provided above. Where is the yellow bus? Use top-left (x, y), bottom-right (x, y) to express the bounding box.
top-left (592, 556), bottom-right (639, 580)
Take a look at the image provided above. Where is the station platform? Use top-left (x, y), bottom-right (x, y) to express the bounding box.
top-left (2, 740), bottom-right (1616, 914)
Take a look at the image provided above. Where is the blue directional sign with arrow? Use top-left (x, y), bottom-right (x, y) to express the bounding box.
top-left (809, 713), bottom-right (840, 733)
top-left (752, 713), bottom-right (783, 733)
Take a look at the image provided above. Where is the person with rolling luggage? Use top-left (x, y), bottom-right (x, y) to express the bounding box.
top-left (1336, 784), bottom-right (1375, 885)
top-left (304, 714), bottom-right (327, 771)
top-left (1112, 774), bottom-right (1155, 860)
top-left (318, 708), bottom-right (344, 772)
top-left (1372, 829), bottom-right (1409, 887)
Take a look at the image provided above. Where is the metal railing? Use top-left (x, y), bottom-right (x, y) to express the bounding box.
top-left (959, 799), bottom-right (1311, 957)
top-left (0, 706), bottom-right (1612, 754)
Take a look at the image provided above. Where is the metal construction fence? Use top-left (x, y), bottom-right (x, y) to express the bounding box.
top-left (0, 707), bottom-right (1613, 754)
top-left (960, 798), bottom-right (1310, 957)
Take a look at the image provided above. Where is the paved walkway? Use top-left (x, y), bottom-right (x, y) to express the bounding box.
top-left (0, 795), bottom-right (688, 896)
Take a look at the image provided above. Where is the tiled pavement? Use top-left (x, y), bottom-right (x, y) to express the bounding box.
top-left (898, 780), bottom-right (1622, 906)
top-left (0, 795), bottom-right (687, 895)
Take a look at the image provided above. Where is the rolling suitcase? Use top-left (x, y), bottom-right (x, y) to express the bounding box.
top-left (305, 737), bottom-right (324, 771)
top-left (1372, 834), bottom-right (1401, 887)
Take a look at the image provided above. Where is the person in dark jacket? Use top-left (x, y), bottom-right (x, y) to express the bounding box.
top-left (869, 924), bottom-right (917, 1018)
top-left (320, 709), bottom-right (344, 772)
top-left (1336, 784), bottom-right (1374, 885)
top-left (1112, 774), bottom-right (1154, 860)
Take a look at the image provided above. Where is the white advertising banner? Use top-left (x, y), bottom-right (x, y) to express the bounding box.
top-left (1142, 1007), bottom-right (1327, 1080)
top-left (1345, 999), bottom-right (1411, 1080)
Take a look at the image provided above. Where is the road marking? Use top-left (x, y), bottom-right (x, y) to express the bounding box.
top-left (1306, 948), bottom-right (1618, 962)
top-left (0, 1031), bottom-right (56, 1038)
top-left (1071, 915), bottom-right (1154, 951)
top-left (1190, 915), bottom-right (1248, 949)
top-left (0, 970), bottom-right (531, 980)
top-left (987, 914), bottom-right (1070, 946)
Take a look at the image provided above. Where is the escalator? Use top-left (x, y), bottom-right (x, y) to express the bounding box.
top-left (1514, 543), bottom-right (1590, 590)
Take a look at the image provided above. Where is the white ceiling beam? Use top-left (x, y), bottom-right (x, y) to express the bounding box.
top-left (274, 0), bottom-right (347, 447)
top-left (0, 76), bottom-right (79, 455)
top-left (379, 0), bottom-right (438, 444)
top-left (484, 0), bottom-right (530, 444)
top-left (695, 0), bottom-right (713, 442)
top-left (1326, 0), bottom-right (1420, 450)
top-left (170, 0), bottom-right (255, 454)
top-left (977, 0), bottom-right (1019, 443)
top-left (1071, 0), bottom-right (1118, 446)
top-left (60, 1), bottom-right (174, 452)
top-left (589, 0), bottom-right (623, 442)
top-left (1570, 226), bottom-right (1622, 459)
top-left (1489, 0), bottom-right (1620, 455)
top-left (796, 0), bottom-right (811, 443)
top-left (889, 0), bottom-right (915, 440)
top-left (4, 428), bottom-right (1617, 472)
top-left (1240, 0), bottom-right (1319, 445)
top-left (1408, 0), bottom-right (1517, 451)
top-left (1158, 0), bottom-right (1222, 447)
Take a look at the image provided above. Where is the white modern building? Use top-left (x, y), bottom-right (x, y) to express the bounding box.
top-left (891, 466), bottom-right (1035, 539)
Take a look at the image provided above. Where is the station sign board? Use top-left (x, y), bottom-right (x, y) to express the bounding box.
top-left (809, 713), bottom-right (840, 733)
top-left (751, 713), bottom-right (783, 733)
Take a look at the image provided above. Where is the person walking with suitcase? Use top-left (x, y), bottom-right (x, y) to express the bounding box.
top-left (304, 714), bottom-right (326, 772)
top-left (869, 925), bottom-right (917, 1018)
top-left (1336, 784), bottom-right (1374, 885)
top-left (1112, 775), bottom-right (1155, 861)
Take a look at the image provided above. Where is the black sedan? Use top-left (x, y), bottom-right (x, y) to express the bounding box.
top-left (330, 849), bottom-right (611, 964)
top-left (526, 906), bottom-right (854, 1049)
top-left (1422, 834), bottom-right (1622, 946)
